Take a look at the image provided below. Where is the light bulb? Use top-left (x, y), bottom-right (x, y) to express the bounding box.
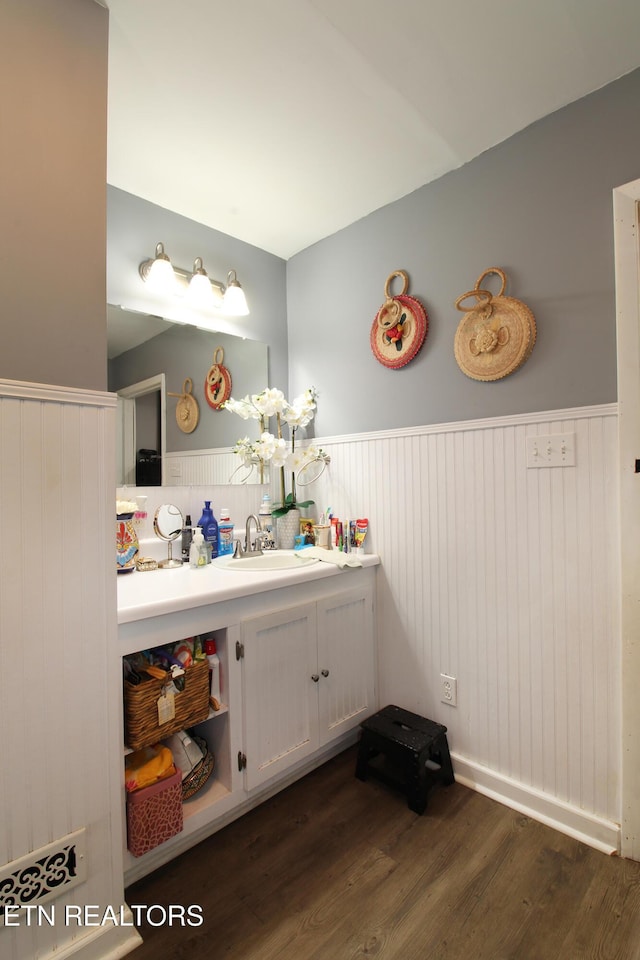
top-left (223, 270), bottom-right (249, 316)
top-left (187, 258), bottom-right (216, 308)
top-left (144, 242), bottom-right (178, 295)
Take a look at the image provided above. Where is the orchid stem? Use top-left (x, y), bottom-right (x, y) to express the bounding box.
top-left (291, 427), bottom-right (297, 506)
top-left (259, 415), bottom-right (266, 484)
top-left (277, 413), bottom-right (286, 507)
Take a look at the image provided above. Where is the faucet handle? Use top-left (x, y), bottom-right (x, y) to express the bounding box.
top-left (253, 532), bottom-right (269, 553)
top-left (233, 539), bottom-right (243, 559)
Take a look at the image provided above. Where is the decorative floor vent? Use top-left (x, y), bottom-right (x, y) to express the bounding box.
top-left (0, 828), bottom-right (86, 924)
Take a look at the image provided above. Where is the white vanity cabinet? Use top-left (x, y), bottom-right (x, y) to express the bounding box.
top-left (117, 559), bottom-right (378, 883)
top-left (241, 600), bottom-right (319, 788)
top-left (241, 585), bottom-right (375, 790)
top-left (316, 587), bottom-right (375, 744)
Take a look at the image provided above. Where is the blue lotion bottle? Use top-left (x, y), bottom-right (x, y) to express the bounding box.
top-left (197, 501), bottom-right (219, 560)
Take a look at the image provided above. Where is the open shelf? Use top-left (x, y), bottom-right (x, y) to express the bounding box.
top-left (206, 702), bottom-right (229, 721)
top-left (122, 628), bottom-right (234, 876)
top-left (182, 770), bottom-right (232, 820)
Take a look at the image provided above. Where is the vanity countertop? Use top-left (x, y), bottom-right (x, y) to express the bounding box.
top-left (117, 552), bottom-right (380, 624)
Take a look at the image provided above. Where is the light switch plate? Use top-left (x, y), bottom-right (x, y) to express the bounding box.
top-left (526, 433), bottom-right (575, 468)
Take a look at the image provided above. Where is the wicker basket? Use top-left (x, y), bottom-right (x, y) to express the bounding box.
top-left (124, 658), bottom-right (210, 751)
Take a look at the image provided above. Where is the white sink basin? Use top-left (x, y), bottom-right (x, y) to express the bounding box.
top-left (212, 551), bottom-right (319, 572)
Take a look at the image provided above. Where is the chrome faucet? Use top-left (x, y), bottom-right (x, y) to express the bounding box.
top-left (233, 514), bottom-right (269, 558)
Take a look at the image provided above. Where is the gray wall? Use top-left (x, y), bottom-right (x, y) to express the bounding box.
top-left (107, 187), bottom-right (289, 396)
top-left (109, 325), bottom-right (269, 451)
top-left (0, 0), bottom-right (108, 391)
top-left (286, 67), bottom-right (640, 437)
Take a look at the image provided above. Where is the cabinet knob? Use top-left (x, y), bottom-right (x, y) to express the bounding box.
top-left (321, 669), bottom-right (330, 677)
top-left (311, 674), bottom-right (319, 682)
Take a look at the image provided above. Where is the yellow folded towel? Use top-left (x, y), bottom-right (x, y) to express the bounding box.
top-left (125, 744), bottom-right (176, 793)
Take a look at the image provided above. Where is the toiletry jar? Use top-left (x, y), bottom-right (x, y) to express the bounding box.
top-left (126, 766), bottom-right (183, 857)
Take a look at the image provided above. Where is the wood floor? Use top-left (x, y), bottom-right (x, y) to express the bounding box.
top-left (126, 746), bottom-right (640, 959)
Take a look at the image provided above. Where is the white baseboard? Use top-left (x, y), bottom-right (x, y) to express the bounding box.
top-left (452, 752), bottom-right (620, 856)
top-left (42, 908), bottom-right (141, 960)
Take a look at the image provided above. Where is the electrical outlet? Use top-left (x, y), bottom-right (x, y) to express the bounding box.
top-left (440, 673), bottom-right (457, 706)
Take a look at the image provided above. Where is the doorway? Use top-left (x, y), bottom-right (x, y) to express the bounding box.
top-left (116, 373), bottom-right (166, 486)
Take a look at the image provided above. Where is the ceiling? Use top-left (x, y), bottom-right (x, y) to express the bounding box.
top-left (106, 0), bottom-right (640, 261)
top-left (106, 303), bottom-right (174, 359)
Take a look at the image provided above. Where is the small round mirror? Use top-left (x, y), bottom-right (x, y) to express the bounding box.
top-left (153, 504), bottom-right (184, 568)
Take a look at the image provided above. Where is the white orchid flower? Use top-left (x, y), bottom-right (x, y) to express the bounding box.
top-left (253, 387), bottom-right (286, 418)
top-left (252, 431), bottom-right (275, 461)
top-left (224, 395), bottom-right (261, 420)
top-left (228, 386), bottom-right (323, 512)
top-left (232, 437), bottom-right (256, 465)
top-left (300, 443), bottom-right (322, 466)
top-left (283, 404), bottom-right (312, 429)
top-left (269, 437), bottom-right (289, 468)
top-left (287, 448), bottom-right (310, 472)
top-left (283, 388), bottom-right (317, 428)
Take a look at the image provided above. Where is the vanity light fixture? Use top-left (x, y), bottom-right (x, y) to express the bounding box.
top-left (138, 242), bottom-right (250, 316)
top-left (142, 242), bottom-right (179, 295)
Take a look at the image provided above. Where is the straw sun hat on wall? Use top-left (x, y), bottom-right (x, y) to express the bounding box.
top-left (454, 267), bottom-right (536, 381)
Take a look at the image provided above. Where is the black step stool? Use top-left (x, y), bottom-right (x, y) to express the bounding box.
top-left (355, 705), bottom-right (454, 814)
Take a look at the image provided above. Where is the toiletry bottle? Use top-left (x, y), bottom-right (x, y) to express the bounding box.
top-left (134, 495), bottom-right (148, 536)
top-left (331, 517), bottom-right (339, 549)
top-left (218, 508), bottom-right (234, 556)
top-left (181, 514), bottom-right (193, 563)
top-left (259, 493), bottom-right (272, 536)
top-left (189, 527), bottom-right (208, 568)
top-left (197, 500), bottom-right (219, 560)
top-left (204, 638), bottom-right (221, 700)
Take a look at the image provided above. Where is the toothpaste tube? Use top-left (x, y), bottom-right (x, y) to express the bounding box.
top-left (331, 517), bottom-right (340, 548)
top-left (348, 519), bottom-right (356, 551)
top-left (354, 518), bottom-right (368, 551)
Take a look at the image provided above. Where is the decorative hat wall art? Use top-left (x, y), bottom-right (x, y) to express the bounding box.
top-left (204, 346), bottom-right (232, 410)
top-left (167, 377), bottom-right (199, 433)
top-left (370, 270), bottom-right (428, 369)
top-left (453, 267), bottom-right (536, 381)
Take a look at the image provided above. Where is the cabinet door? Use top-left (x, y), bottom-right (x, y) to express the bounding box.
top-left (316, 586), bottom-right (376, 746)
top-left (242, 602), bottom-right (319, 791)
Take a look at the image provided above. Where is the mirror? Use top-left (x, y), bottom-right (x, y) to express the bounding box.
top-left (153, 503), bottom-right (184, 568)
top-left (108, 306), bottom-right (269, 485)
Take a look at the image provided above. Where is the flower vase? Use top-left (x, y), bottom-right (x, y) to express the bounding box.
top-left (116, 513), bottom-right (139, 573)
top-left (276, 508), bottom-right (301, 550)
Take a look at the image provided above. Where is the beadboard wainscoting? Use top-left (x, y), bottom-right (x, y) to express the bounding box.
top-left (164, 448), bottom-right (260, 486)
top-left (310, 404), bottom-right (621, 853)
top-left (0, 381), bottom-right (140, 960)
